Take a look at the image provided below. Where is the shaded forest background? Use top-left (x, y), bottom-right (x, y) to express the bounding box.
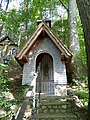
top-left (0, 0), bottom-right (89, 119)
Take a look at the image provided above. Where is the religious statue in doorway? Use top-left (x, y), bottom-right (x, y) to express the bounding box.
top-left (44, 64), bottom-right (49, 80)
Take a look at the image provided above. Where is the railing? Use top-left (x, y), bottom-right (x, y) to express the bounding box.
top-left (36, 80), bottom-right (54, 94)
top-left (12, 73), bottom-right (38, 120)
top-left (31, 73), bottom-right (38, 120)
top-left (12, 62), bottom-right (41, 120)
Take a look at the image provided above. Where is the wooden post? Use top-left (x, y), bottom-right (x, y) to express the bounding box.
top-left (32, 73), bottom-right (37, 120)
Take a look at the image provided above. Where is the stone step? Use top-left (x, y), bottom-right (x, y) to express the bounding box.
top-left (36, 113), bottom-right (77, 120)
top-left (39, 101), bottom-right (71, 105)
top-left (39, 95), bottom-right (70, 103)
top-left (38, 101), bottom-right (72, 114)
top-left (30, 95), bottom-right (71, 105)
top-left (39, 96), bottom-right (72, 104)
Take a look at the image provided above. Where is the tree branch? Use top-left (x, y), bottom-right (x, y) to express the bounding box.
top-left (0, 0), bottom-right (3, 9)
top-left (1, 0), bottom-right (3, 4)
top-left (5, 0), bottom-right (9, 11)
top-left (58, 0), bottom-right (69, 12)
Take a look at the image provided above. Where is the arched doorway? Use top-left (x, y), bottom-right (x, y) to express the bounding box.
top-left (36, 53), bottom-right (54, 94)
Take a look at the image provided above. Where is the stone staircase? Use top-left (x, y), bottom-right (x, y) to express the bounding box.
top-left (35, 96), bottom-right (77, 120)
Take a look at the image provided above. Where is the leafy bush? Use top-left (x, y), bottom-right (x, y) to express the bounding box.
top-left (16, 84), bottom-right (29, 103)
top-left (0, 63), bottom-right (17, 119)
top-left (76, 90), bottom-right (88, 99)
top-left (9, 59), bottom-right (18, 65)
top-left (0, 63), bottom-right (29, 119)
top-left (71, 78), bottom-right (88, 107)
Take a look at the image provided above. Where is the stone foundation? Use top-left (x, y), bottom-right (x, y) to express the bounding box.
top-left (55, 84), bottom-right (67, 96)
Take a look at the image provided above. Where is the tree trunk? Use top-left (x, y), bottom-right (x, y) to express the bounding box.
top-left (24, 0), bottom-right (28, 40)
top-left (68, 0), bottom-right (80, 53)
top-left (0, 24), bottom-right (3, 36)
top-left (68, 0), bottom-right (80, 83)
top-left (76, 0), bottom-right (90, 119)
top-left (58, 0), bottom-right (68, 12)
top-left (0, 0), bottom-right (3, 4)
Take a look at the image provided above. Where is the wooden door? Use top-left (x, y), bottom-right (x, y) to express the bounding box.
top-left (36, 53), bottom-right (54, 94)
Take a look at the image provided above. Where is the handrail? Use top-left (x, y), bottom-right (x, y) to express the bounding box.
top-left (31, 63), bottom-right (41, 119)
top-left (12, 87), bottom-right (33, 120)
top-left (12, 74), bottom-right (37, 120)
top-left (12, 63), bottom-right (41, 120)
top-left (31, 73), bottom-right (37, 120)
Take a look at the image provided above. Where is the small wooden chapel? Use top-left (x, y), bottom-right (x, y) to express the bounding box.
top-left (15, 20), bottom-right (72, 96)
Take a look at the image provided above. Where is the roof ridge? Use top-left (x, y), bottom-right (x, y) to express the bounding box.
top-left (15, 21), bottom-right (72, 66)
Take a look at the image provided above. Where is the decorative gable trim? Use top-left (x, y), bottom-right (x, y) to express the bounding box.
top-left (15, 21), bottom-right (73, 66)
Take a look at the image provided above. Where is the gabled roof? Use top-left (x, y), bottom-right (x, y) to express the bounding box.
top-left (15, 21), bottom-right (73, 66)
top-left (0, 35), bottom-right (18, 46)
top-left (0, 36), bottom-right (11, 42)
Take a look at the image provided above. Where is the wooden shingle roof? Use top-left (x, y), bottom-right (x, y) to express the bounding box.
top-left (15, 21), bottom-right (73, 66)
top-left (0, 36), bottom-right (17, 46)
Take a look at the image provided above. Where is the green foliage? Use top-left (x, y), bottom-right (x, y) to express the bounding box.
top-left (76, 90), bottom-right (88, 99)
top-left (0, 76), bottom-right (9, 90)
top-left (72, 79), bottom-right (88, 107)
top-left (77, 16), bottom-right (87, 69)
top-left (0, 64), bottom-right (8, 74)
top-left (9, 59), bottom-right (18, 65)
top-left (0, 0), bottom-right (68, 43)
top-left (76, 90), bottom-right (88, 107)
top-left (0, 64), bottom-right (17, 119)
top-left (0, 92), bottom-right (16, 110)
top-left (0, 63), bottom-right (29, 119)
top-left (52, 19), bottom-right (68, 45)
top-left (15, 84), bottom-right (29, 103)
